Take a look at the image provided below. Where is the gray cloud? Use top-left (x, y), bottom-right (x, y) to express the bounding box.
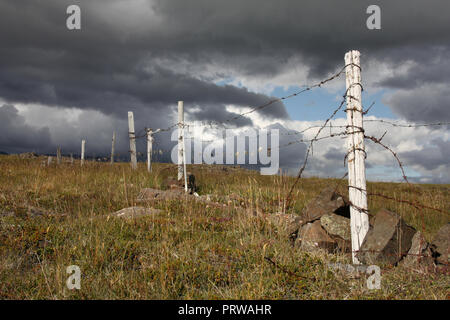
top-left (0, 0), bottom-right (449, 183)
top-left (400, 138), bottom-right (450, 171)
top-left (0, 104), bottom-right (53, 154)
top-left (0, 0), bottom-right (290, 126)
top-left (383, 84), bottom-right (450, 122)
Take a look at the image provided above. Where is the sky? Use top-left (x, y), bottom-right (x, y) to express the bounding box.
top-left (0, 0), bottom-right (449, 183)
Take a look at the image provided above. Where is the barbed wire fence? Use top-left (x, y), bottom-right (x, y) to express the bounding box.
top-left (35, 49), bottom-right (448, 266)
top-left (118, 52), bottom-right (448, 213)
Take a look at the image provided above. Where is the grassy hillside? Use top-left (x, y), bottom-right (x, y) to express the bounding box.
top-left (0, 155), bottom-right (448, 299)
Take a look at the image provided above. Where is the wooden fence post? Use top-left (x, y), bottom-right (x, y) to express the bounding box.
top-left (178, 101), bottom-right (184, 181)
top-left (182, 125), bottom-right (188, 192)
top-left (345, 50), bottom-right (369, 264)
top-left (128, 112), bottom-right (137, 170)
top-left (70, 153), bottom-right (74, 165)
top-left (111, 130), bottom-right (116, 164)
top-left (56, 147), bottom-right (61, 165)
top-left (81, 139), bottom-right (86, 166)
top-left (147, 129), bottom-right (153, 172)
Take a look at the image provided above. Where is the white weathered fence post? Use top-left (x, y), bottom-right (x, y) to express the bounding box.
top-left (56, 147), bottom-right (62, 165)
top-left (70, 153), bottom-right (74, 165)
top-left (182, 125), bottom-right (188, 192)
top-left (178, 101), bottom-right (184, 181)
top-left (47, 156), bottom-right (53, 166)
top-left (345, 50), bottom-right (369, 264)
top-left (147, 128), bottom-right (153, 173)
top-left (81, 139), bottom-right (86, 166)
top-left (128, 111), bottom-right (137, 170)
top-left (111, 130), bottom-right (116, 164)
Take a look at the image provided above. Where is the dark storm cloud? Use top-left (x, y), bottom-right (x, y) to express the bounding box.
top-left (377, 48), bottom-right (450, 90)
top-left (0, 104), bottom-right (53, 154)
top-left (1, 0), bottom-right (449, 156)
top-left (377, 48), bottom-right (450, 122)
top-left (150, 0), bottom-right (450, 123)
top-left (151, 0), bottom-right (450, 75)
top-left (0, 0), bottom-right (289, 125)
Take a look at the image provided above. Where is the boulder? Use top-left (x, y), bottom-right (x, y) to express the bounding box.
top-left (356, 209), bottom-right (416, 265)
top-left (400, 231), bottom-right (434, 268)
top-left (320, 213), bottom-right (351, 241)
top-left (430, 223), bottom-right (449, 265)
top-left (27, 206), bottom-right (56, 217)
top-left (19, 152), bottom-right (38, 159)
top-left (328, 263), bottom-right (368, 279)
top-left (320, 213), bottom-right (352, 253)
top-left (295, 220), bottom-right (337, 252)
top-left (265, 213), bottom-right (304, 242)
top-left (163, 173), bottom-right (197, 194)
top-left (112, 207), bottom-right (162, 219)
top-left (137, 188), bottom-right (187, 202)
top-left (163, 176), bottom-right (184, 190)
top-left (301, 187), bottom-right (349, 223)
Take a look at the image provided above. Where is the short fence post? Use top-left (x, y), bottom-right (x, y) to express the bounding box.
top-left (178, 101), bottom-right (184, 181)
top-left (147, 129), bottom-right (153, 173)
top-left (345, 50), bottom-right (369, 264)
top-left (70, 153), bottom-right (74, 165)
top-left (111, 130), bottom-right (116, 164)
top-left (56, 147), bottom-right (61, 165)
top-left (128, 111), bottom-right (137, 170)
top-left (81, 139), bottom-right (86, 166)
top-left (47, 156), bottom-right (53, 166)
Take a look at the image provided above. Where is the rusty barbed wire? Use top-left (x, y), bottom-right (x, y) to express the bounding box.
top-left (347, 185), bottom-right (449, 215)
top-left (284, 84), bottom-right (361, 211)
top-left (363, 119), bottom-right (450, 128)
top-left (127, 63), bottom-right (357, 139)
top-left (363, 133), bottom-right (410, 184)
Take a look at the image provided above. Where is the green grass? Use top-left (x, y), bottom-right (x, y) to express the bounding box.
top-left (0, 155), bottom-right (448, 299)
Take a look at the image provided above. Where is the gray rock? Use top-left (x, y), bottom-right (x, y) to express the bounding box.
top-left (301, 187), bottom-right (349, 223)
top-left (400, 231), bottom-right (434, 268)
top-left (320, 213), bottom-right (351, 241)
top-left (328, 263), bottom-right (368, 278)
top-left (136, 188), bottom-right (187, 202)
top-left (27, 206), bottom-right (55, 217)
top-left (430, 223), bottom-right (449, 265)
top-left (356, 209), bottom-right (416, 265)
top-left (266, 213), bottom-right (304, 239)
top-left (112, 207), bottom-right (162, 219)
top-left (295, 220), bottom-right (337, 252)
top-left (19, 152), bottom-right (38, 159)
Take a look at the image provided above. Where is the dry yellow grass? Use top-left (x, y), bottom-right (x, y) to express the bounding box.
top-left (0, 155), bottom-right (448, 299)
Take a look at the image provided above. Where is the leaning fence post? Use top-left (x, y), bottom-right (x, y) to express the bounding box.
top-left (111, 130), bottom-right (116, 164)
top-left (178, 101), bottom-right (184, 181)
top-left (147, 128), bottom-right (153, 172)
top-left (345, 50), bottom-right (369, 264)
top-left (81, 139), bottom-right (86, 166)
top-left (128, 111), bottom-right (137, 170)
